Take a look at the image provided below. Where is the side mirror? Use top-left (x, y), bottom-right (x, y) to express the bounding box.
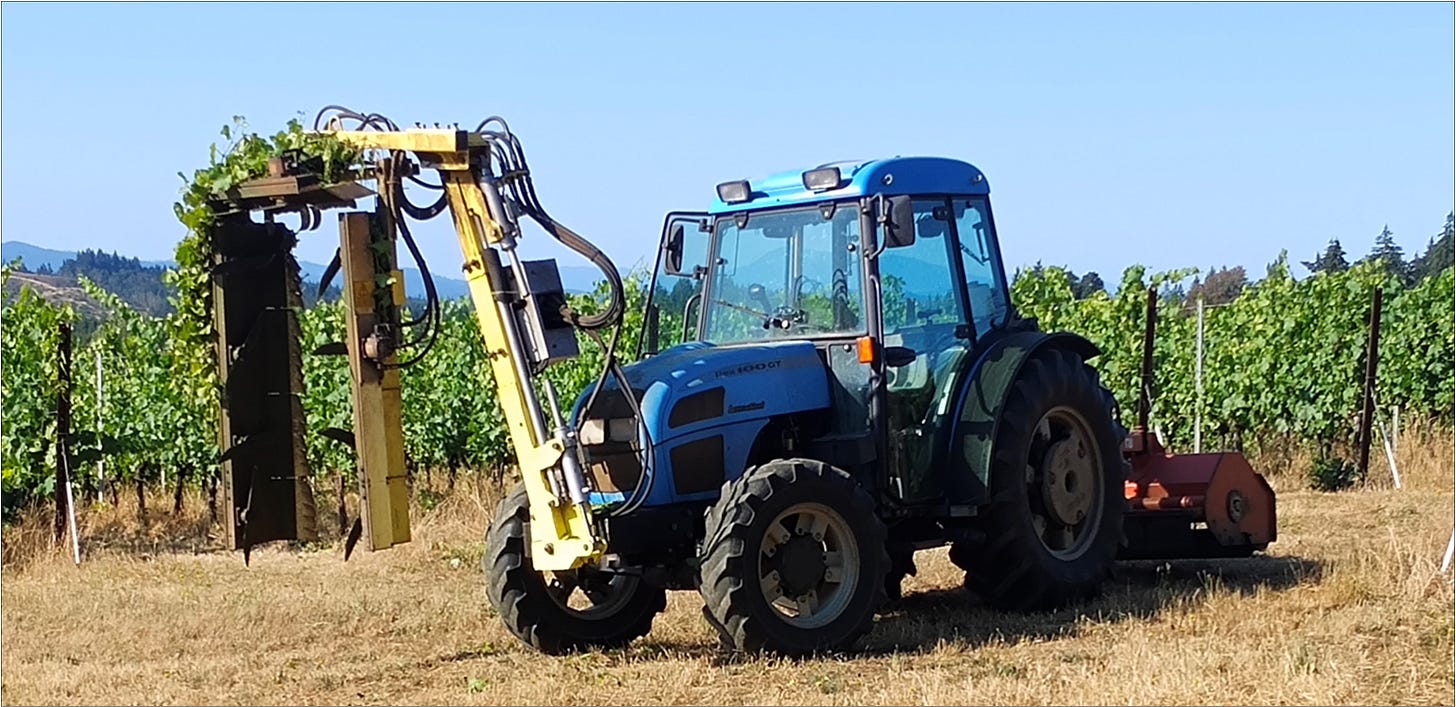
top-left (884, 195), bottom-right (916, 248)
top-left (664, 224), bottom-right (686, 276)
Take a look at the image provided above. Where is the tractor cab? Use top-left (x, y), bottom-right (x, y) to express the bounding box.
top-left (636, 157), bottom-right (1013, 505)
top-left (551, 154), bottom-right (1271, 657)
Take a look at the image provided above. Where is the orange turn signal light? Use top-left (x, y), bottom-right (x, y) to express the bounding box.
top-left (856, 335), bottom-right (877, 364)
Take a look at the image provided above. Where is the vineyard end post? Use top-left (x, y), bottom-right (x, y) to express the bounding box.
top-left (54, 321), bottom-right (73, 544)
top-left (1138, 285), bottom-right (1157, 449)
top-left (1195, 295), bottom-right (1204, 454)
top-left (94, 347), bottom-right (104, 504)
top-left (1356, 287), bottom-right (1383, 482)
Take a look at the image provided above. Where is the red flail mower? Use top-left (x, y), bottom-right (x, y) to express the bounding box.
top-left (1118, 288), bottom-right (1277, 561)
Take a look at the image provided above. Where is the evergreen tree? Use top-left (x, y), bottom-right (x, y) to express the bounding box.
top-left (1188, 265), bottom-right (1248, 305)
top-left (1071, 271), bottom-right (1105, 299)
top-left (1409, 212), bottom-right (1454, 282)
top-left (1361, 224), bottom-right (1406, 283)
top-left (1301, 237), bottom-right (1349, 274)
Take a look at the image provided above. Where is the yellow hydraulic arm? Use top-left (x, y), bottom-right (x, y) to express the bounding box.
top-left (329, 127), bottom-right (604, 571)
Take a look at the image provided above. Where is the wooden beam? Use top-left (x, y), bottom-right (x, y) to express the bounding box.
top-left (339, 211), bottom-right (411, 551)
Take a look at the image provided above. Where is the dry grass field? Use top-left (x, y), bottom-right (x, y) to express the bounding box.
top-left (2, 432), bottom-right (1452, 705)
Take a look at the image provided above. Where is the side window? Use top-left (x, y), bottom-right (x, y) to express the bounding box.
top-left (953, 198), bottom-right (1008, 336)
top-left (878, 199), bottom-right (964, 334)
top-left (645, 214), bottom-right (710, 354)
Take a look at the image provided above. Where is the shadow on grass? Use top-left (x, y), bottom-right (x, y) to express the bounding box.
top-left (860, 553), bottom-right (1323, 656)
top-left (626, 554), bottom-right (1322, 663)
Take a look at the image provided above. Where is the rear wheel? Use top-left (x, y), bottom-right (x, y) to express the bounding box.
top-left (485, 484), bottom-right (665, 654)
top-left (952, 347), bottom-right (1126, 610)
top-left (699, 458), bottom-right (889, 655)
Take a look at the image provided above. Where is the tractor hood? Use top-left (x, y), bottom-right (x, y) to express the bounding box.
top-left (571, 340), bottom-right (831, 444)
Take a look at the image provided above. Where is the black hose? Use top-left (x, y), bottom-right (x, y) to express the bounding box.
top-left (399, 185), bottom-right (448, 220)
top-left (579, 327), bottom-right (654, 517)
top-left (476, 127), bottom-right (626, 331)
top-left (377, 153), bottom-right (441, 342)
top-left (313, 105), bottom-right (367, 130)
top-left (579, 317), bottom-right (623, 427)
top-left (388, 214), bottom-right (442, 368)
top-left (391, 182), bottom-right (442, 332)
top-left (407, 174), bottom-right (444, 190)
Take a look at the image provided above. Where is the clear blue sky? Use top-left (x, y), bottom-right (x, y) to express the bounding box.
top-left (3, 2), bottom-right (1452, 284)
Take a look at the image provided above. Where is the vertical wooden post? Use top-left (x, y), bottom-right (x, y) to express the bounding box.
top-left (1356, 287), bottom-right (1383, 482)
top-left (1195, 296), bottom-right (1204, 454)
top-left (339, 211), bottom-right (411, 551)
top-left (1137, 286), bottom-right (1157, 448)
top-left (95, 348), bottom-right (104, 504)
top-left (54, 322), bottom-right (73, 543)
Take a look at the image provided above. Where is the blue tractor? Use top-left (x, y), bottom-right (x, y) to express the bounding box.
top-left (484, 157), bottom-right (1130, 655)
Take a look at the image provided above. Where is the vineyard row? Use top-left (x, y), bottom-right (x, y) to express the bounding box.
top-left (1, 256), bottom-right (1450, 522)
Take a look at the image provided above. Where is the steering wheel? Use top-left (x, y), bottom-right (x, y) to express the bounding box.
top-left (766, 306), bottom-right (833, 333)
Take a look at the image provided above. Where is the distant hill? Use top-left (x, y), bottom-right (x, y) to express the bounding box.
top-left (2, 241), bottom-right (76, 273)
top-left (1, 271), bottom-right (107, 319)
top-left (2, 240), bottom-right (605, 306)
top-left (4, 246), bottom-right (174, 317)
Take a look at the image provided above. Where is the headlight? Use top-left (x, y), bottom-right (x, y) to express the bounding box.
top-left (802, 166), bottom-right (842, 192)
top-left (716, 180), bottom-right (751, 204)
top-left (579, 417), bottom-right (636, 444)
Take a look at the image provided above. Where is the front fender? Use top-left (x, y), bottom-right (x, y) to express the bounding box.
top-left (942, 330), bottom-right (1102, 505)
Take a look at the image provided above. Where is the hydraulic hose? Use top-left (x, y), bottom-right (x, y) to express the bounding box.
top-left (474, 126), bottom-right (626, 332)
top-left (580, 327), bottom-right (655, 518)
top-left (311, 108), bottom-right (638, 494)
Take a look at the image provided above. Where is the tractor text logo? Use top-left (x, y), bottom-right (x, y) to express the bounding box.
top-left (714, 360), bottom-right (782, 379)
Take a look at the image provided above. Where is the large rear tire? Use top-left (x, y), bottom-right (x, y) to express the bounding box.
top-left (485, 484), bottom-right (665, 654)
top-left (699, 458), bottom-right (889, 655)
top-left (951, 347), bottom-right (1126, 610)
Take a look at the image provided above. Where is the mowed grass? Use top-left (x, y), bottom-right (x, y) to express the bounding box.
top-left (2, 432), bottom-right (1452, 706)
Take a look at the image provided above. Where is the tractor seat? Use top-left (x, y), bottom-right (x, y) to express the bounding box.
top-left (884, 333), bottom-right (930, 392)
top-left (884, 328), bottom-right (969, 424)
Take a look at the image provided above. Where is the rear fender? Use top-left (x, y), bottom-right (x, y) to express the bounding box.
top-left (941, 331), bottom-right (1102, 505)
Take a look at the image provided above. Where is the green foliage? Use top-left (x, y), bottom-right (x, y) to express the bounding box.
top-left (1308, 456), bottom-right (1358, 492)
top-left (1, 113), bottom-right (1451, 521)
top-left (1010, 256), bottom-right (1450, 453)
top-left (0, 266), bottom-right (74, 520)
top-left (2, 249), bottom-right (1452, 521)
top-left (168, 117), bottom-right (361, 413)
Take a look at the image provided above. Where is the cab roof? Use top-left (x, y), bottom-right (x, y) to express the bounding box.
top-left (707, 156), bottom-right (989, 214)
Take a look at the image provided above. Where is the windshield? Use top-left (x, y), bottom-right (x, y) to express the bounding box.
top-left (702, 204), bottom-right (864, 344)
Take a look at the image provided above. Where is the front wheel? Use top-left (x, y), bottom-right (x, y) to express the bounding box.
top-left (484, 484), bottom-right (665, 654)
top-left (698, 458), bottom-right (889, 656)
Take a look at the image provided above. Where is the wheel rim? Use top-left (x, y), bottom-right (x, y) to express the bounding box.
top-left (541, 568), bottom-right (640, 620)
top-left (757, 501), bottom-right (860, 630)
top-left (1025, 406), bottom-right (1105, 560)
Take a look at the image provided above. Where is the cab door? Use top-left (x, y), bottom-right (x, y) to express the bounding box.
top-left (640, 212), bottom-right (710, 357)
top-left (876, 197), bottom-right (975, 502)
